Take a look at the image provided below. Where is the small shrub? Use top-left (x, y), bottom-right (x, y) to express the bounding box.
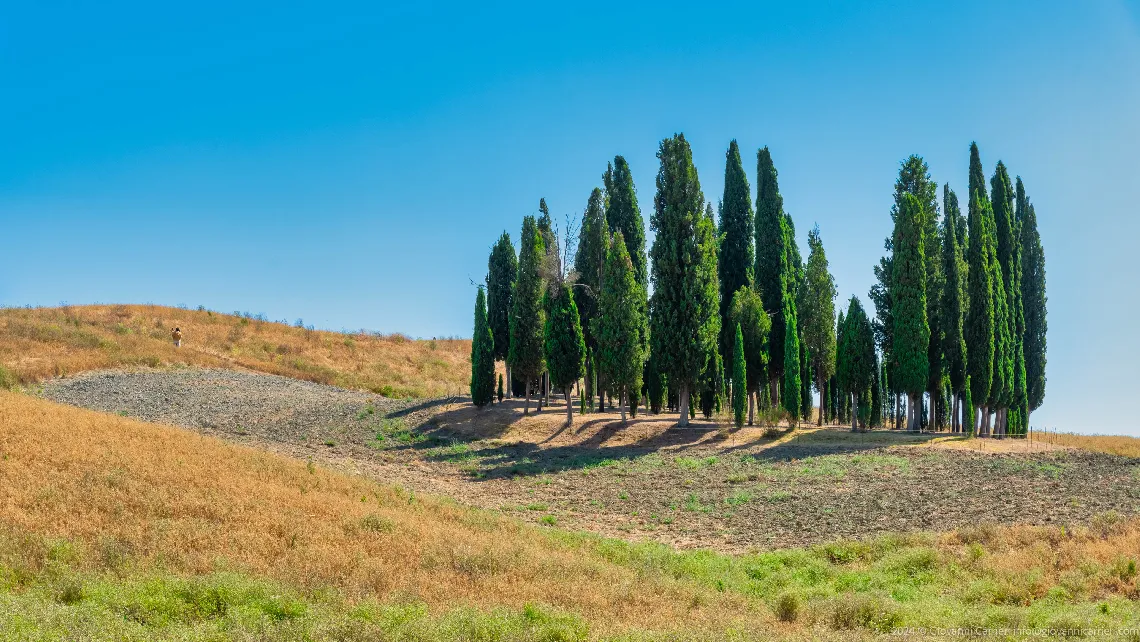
top-left (774, 592), bottom-right (800, 622)
top-left (827, 594), bottom-right (902, 632)
top-left (0, 366), bottom-right (17, 390)
top-left (540, 515), bottom-right (558, 526)
top-left (360, 514), bottom-right (396, 534)
top-left (55, 578), bottom-right (84, 605)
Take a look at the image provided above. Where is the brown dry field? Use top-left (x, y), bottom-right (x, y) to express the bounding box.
top-left (0, 390), bottom-right (776, 637)
top-left (0, 304), bottom-right (470, 398)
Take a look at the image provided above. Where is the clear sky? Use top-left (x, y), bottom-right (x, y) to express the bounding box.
top-left (2, 1), bottom-right (1138, 433)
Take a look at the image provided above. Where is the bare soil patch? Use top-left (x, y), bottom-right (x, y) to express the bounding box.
top-left (42, 369), bottom-right (1140, 552)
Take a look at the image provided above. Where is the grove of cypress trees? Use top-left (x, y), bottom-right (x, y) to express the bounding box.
top-left (649, 134), bottom-right (720, 426)
top-left (544, 281), bottom-right (586, 424)
top-left (509, 216), bottom-right (547, 414)
top-left (470, 287), bottom-right (496, 407)
top-left (1021, 196), bottom-right (1047, 425)
top-left (800, 225), bottom-right (837, 425)
top-left (755, 147), bottom-right (790, 405)
top-left (595, 231), bottom-right (649, 422)
top-left (892, 193), bottom-right (930, 432)
top-left (732, 323), bottom-right (747, 428)
top-left (487, 232), bottom-right (517, 396)
top-left (941, 185), bottom-right (968, 431)
top-left (718, 140), bottom-right (755, 371)
top-left (731, 285), bottom-right (771, 425)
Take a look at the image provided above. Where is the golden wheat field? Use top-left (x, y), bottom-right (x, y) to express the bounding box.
top-left (0, 304), bottom-right (470, 398)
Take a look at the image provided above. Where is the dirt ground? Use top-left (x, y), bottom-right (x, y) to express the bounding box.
top-left (42, 370), bottom-right (1140, 552)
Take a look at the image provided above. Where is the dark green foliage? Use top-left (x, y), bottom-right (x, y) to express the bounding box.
top-left (649, 134), bottom-right (720, 424)
top-left (800, 225), bottom-right (837, 423)
top-left (595, 231), bottom-right (649, 418)
top-left (699, 349), bottom-right (725, 419)
top-left (730, 285), bottom-right (772, 399)
top-left (603, 156), bottom-right (647, 288)
top-left (509, 216), bottom-right (547, 410)
top-left (544, 283), bottom-right (585, 393)
top-left (838, 297), bottom-right (875, 430)
top-left (892, 193), bottom-right (930, 400)
top-left (754, 147), bottom-right (790, 388)
top-left (732, 323), bottom-right (747, 428)
top-left (988, 165), bottom-right (1013, 417)
top-left (646, 353), bottom-right (665, 414)
top-left (718, 140), bottom-right (755, 366)
top-left (799, 337), bottom-right (811, 420)
top-left (486, 232), bottom-right (517, 363)
top-left (782, 295), bottom-right (801, 416)
top-left (870, 354), bottom-right (883, 428)
top-left (1020, 198), bottom-right (1047, 413)
top-left (574, 188), bottom-right (609, 352)
top-left (941, 185), bottom-right (967, 395)
top-left (470, 287), bottom-right (496, 407)
top-left (963, 376), bottom-right (975, 435)
top-left (497, 373), bottom-right (504, 403)
top-left (966, 189), bottom-right (995, 412)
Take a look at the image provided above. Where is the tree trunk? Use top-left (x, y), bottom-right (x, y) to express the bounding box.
top-left (894, 394), bottom-right (901, 430)
top-left (851, 393), bottom-right (858, 432)
top-left (678, 384), bottom-right (691, 427)
top-left (566, 386), bottom-right (574, 424)
top-left (818, 376), bottom-right (825, 426)
top-left (620, 389), bottom-right (627, 422)
top-left (524, 380), bottom-right (531, 415)
top-left (505, 363), bottom-right (513, 399)
top-left (748, 389), bottom-right (756, 426)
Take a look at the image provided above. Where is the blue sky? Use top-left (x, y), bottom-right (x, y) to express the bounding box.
top-left (2, 1), bottom-right (1138, 433)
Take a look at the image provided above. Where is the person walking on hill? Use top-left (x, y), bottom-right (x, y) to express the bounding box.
top-left (171, 327), bottom-right (182, 348)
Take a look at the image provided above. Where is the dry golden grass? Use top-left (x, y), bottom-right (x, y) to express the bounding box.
top-left (0, 304), bottom-right (470, 398)
top-left (0, 391), bottom-right (762, 635)
top-left (1031, 428), bottom-right (1140, 458)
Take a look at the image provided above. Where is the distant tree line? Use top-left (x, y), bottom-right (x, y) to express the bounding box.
top-left (470, 136), bottom-right (1047, 435)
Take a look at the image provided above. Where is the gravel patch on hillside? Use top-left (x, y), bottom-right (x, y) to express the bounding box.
top-left (40, 368), bottom-right (437, 444)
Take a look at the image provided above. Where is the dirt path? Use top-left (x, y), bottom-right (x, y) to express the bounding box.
top-left (41, 368), bottom-right (1140, 552)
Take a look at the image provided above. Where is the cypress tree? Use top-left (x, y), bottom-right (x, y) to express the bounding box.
top-left (575, 188), bottom-right (609, 405)
top-left (649, 134), bottom-right (720, 426)
top-left (838, 296), bottom-right (875, 431)
top-left (730, 285), bottom-right (771, 425)
top-left (781, 217), bottom-right (801, 417)
top-left (892, 193), bottom-right (930, 431)
top-left (470, 287), bottom-right (496, 407)
top-left (718, 140), bottom-right (755, 370)
top-left (966, 186), bottom-right (995, 436)
top-left (595, 231), bottom-right (649, 422)
top-left (835, 309), bottom-right (846, 424)
top-left (509, 216), bottom-right (547, 414)
top-left (800, 225), bottom-right (837, 425)
top-left (990, 163), bottom-right (1016, 435)
top-left (732, 323), bottom-right (747, 428)
top-left (963, 376), bottom-right (974, 436)
top-left (604, 156), bottom-right (648, 288)
top-left (1021, 198), bottom-right (1047, 423)
top-left (755, 147), bottom-right (790, 404)
top-left (699, 348), bottom-right (725, 420)
top-left (871, 353), bottom-right (883, 428)
top-left (646, 352), bottom-right (665, 414)
top-left (487, 232), bottom-right (518, 396)
top-left (799, 338), bottom-right (812, 421)
top-left (941, 185), bottom-right (968, 431)
top-left (544, 282), bottom-right (586, 424)
top-left (497, 373), bottom-right (504, 403)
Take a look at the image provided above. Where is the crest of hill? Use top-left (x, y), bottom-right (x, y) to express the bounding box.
top-left (0, 304), bottom-right (469, 398)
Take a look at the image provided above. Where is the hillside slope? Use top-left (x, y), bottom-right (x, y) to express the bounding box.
top-left (0, 304), bottom-right (469, 397)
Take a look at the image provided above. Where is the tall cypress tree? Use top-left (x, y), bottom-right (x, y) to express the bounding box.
top-left (871, 353), bottom-right (883, 428)
top-left (941, 185), bottom-right (968, 431)
top-left (990, 163), bottom-right (1016, 435)
top-left (509, 216), bottom-right (547, 414)
top-left (838, 296), bottom-right (874, 431)
top-left (544, 282), bottom-right (586, 424)
top-left (1021, 197), bottom-right (1047, 423)
top-left (595, 232), bottom-right (649, 422)
top-left (755, 147), bottom-right (790, 404)
top-left (487, 232), bottom-right (517, 396)
top-left (799, 337), bottom-right (812, 420)
top-left (782, 217), bottom-right (802, 417)
top-left (892, 193), bottom-right (930, 431)
top-left (470, 287), bottom-right (496, 407)
top-left (730, 285), bottom-right (771, 425)
top-left (718, 140), bottom-right (755, 370)
top-left (575, 188), bottom-right (608, 409)
top-left (604, 156), bottom-right (648, 288)
top-left (800, 225), bottom-right (837, 425)
top-left (835, 309), bottom-right (846, 423)
top-left (966, 189), bottom-right (995, 436)
top-left (732, 323), bottom-right (747, 429)
top-left (649, 134), bottom-right (720, 426)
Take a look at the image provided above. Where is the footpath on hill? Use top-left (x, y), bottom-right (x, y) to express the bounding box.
top-left (41, 367), bottom-right (1140, 552)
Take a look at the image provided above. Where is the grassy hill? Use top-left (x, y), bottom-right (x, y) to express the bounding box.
top-left (2, 391), bottom-right (1140, 639)
top-left (0, 304), bottom-right (470, 398)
